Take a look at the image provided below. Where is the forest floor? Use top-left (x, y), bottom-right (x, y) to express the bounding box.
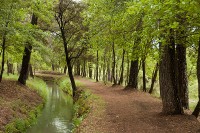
top-left (76, 77), bottom-right (200, 133)
top-left (0, 80), bottom-right (43, 132)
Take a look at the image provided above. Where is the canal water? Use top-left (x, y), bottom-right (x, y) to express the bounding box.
top-left (27, 81), bottom-right (73, 133)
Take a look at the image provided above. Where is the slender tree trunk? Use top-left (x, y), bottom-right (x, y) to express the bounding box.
top-left (0, 34), bottom-right (6, 82)
top-left (17, 64), bottom-right (21, 75)
top-left (192, 38), bottom-right (200, 117)
top-left (125, 60), bottom-right (139, 89)
top-left (99, 66), bottom-right (102, 81)
top-left (159, 30), bottom-right (183, 114)
top-left (18, 13), bottom-right (38, 85)
top-left (149, 63), bottom-right (159, 94)
top-left (76, 60), bottom-right (81, 75)
top-left (61, 31), bottom-right (76, 97)
top-left (118, 49), bottom-right (125, 85)
top-left (112, 40), bottom-right (117, 85)
top-left (29, 64), bottom-right (34, 78)
top-left (107, 62), bottom-right (111, 82)
top-left (103, 52), bottom-right (106, 83)
top-left (83, 60), bottom-right (86, 77)
top-left (115, 61), bottom-right (118, 83)
top-left (96, 50), bottom-right (99, 82)
top-left (142, 58), bottom-right (146, 92)
top-left (64, 65), bottom-right (67, 74)
top-left (126, 54), bottom-right (130, 86)
top-left (89, 62), bottom-right (92, 78)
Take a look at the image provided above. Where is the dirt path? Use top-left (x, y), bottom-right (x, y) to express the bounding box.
top-left (76, 78), bottom-right (200, 133)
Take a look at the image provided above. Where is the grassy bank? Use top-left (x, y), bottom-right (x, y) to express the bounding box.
top-left (1, 74), bottom-right (48, 133)
top-left (57, 77), bottom-right (93, 131)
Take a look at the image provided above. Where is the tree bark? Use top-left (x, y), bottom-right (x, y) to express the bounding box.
top-left (142, 58), bottom-right (146, 92)
top-left (83, 60), bottom-right (86, 77)
top-left (76, 60), bottom-right (81, 75)
top-left (192, 38), bottom-right (200, 117)
top-left (176, 42), bottom-right (189, 109)
top-left (118, 49), bottom-right (125, 85)
top-left (107, 62), bottom-right (111, 82)
top-left (29, 64), bottom-right (34, 78)
top-left (89, 62), bottom-right (92, 78)
top-left (149, 63), bottom-right (159, 94)
top-left (61, 28), bottom-right (77, 97)
top-left (112, 39), bottom-right (117, 85)
top-left (18, 13), bottom-right (37, 85)
top-left (96, 50), bottom-right (99, 82)
top-left (7, 60), bottom-right (13, 76)
top-left (52, 64), bottom-right (55, 71)
top-left (125, 60), bottom-right (139, 89)
top-left (126, 54), bottom-right (130, 86)
top-left (0, 34), bottom-right (6, 82)
top-left (64, 65), bottom-right (67, 74)
top-left (159, 30), bottom-right (183, 114)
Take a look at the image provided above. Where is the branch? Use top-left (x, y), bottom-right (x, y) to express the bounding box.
top-left (69, 47), bottom-right (86, 60)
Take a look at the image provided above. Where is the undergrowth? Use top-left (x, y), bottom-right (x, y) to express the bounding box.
top-left (5, 104), bottom-right (43, 133)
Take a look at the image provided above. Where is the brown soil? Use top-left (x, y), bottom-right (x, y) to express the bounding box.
top-left (0, 80), bottom-right (43, 132)
top-left (76, 78), bottom-right (200, 133)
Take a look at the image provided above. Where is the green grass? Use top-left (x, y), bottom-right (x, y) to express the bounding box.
top-left (3, 74), bottom-right (48, 101)
top-left (5, 104), bottom-right (44, 133)
top-left (27, 77), bottom-right (49, 101)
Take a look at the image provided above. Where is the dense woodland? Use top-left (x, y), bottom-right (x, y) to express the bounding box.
top-left (1, 0), bottom-right (200, 117)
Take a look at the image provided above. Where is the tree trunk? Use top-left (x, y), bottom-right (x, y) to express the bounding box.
top-left (149, 63), bottom-right (159, 94)
top-left (76, 61), bottom-right (81, 75)
top-left (96, 50), bottom-right (99, 82)
top-left (112, 40), bottom-right (117, 85)
top-left (192, 38), bottom-right (200, 117)
top-left (125, 60), bottom-right (139, 89)
top-left (64, 65), bottom-right (67, 74)
top-left (61, 32), bottom-right (76, 97)
top-left (83, 60), bottom-right (86, 77)
top-left (7, 60), bottom-right (13, 76)
top-left (176, 44), bottom-right (189, 109)
top-left (18, 13), bottom-right (38, 85)
top-left (17, 64), bottom-right (21, 75)
top-left (52, 64), bottom-right (55, 71)
top-left (103, 52), bottom-right (106, 83)
top-left (142, 58), bottom-right (146, 92)
top-left (0, 34), bottom-right (6, 82)
top-left (29, 64), bottom-right (34, 78)
top-left (89, 62), bottom-right (92, 78)
top-left (107, 62), bottom-right (111, 82)
top-left (159, 30), bottom-right (183, 114)
top-left (126, 54), bottom-right (130, 86)
top-left (118, 49), bottom-right (125, 85)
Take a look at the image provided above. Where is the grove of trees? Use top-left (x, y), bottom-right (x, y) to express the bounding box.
top-left (1, 0), bottom-right (200, 117)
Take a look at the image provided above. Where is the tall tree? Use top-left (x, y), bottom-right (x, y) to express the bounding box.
top-left (192, 38), bottom-right (200, 117)
top-left (18, 13), bottom-right (38, 84)
top-left (159, 29), bottom-right (183, 114)
top-left (55, 0), bottom-right (86, 97)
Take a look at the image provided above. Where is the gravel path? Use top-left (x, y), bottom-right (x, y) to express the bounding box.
top-left (76, 77), bottom-right (200, 133)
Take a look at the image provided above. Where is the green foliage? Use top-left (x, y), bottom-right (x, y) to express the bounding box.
top-left (59, 77), bottom-right (73, 96)
top-left (72, 90), bottom-right (91, 130)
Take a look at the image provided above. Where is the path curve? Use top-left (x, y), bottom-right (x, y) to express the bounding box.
top-left (76, 77), bottom-right (200, 133)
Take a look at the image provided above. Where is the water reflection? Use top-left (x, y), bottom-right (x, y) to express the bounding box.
top-left (27, 81), bottom-right (73, 133)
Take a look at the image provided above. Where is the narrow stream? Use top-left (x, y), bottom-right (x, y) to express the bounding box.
top-left (27, 81), bottom-right (73, 133)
